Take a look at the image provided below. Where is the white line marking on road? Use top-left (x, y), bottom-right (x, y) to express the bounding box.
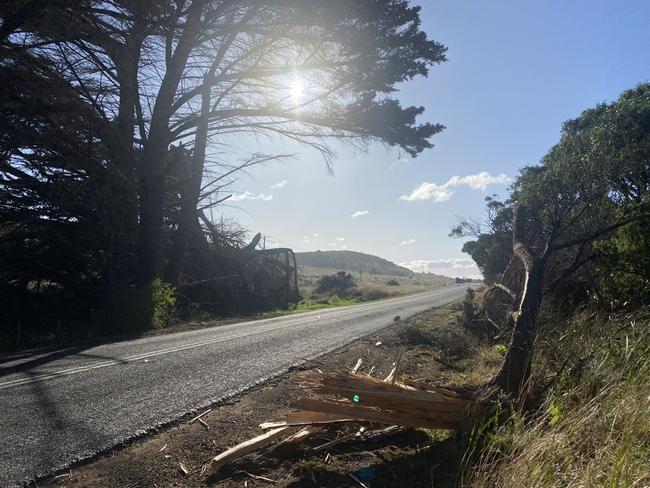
top-left (0, 288), bottom-right (464, 391)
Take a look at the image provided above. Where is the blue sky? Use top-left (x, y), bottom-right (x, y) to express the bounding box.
top-left (220, 0), bottom-right (650, 278)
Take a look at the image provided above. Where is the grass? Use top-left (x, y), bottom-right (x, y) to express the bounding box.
top-left (297, 265), bottom-right (452, 298)
top-left (465, 309), bottom-right (650, 488)
top-left (260, 295), bottom-right (362, 317)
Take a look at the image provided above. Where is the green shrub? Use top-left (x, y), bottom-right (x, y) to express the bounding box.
top-left (315, 271), bottom-right (356, 296)
top-left (149, 278), bottom-right (176, 328)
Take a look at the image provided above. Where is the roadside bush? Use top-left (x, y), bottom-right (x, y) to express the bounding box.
top-left (385, 279), bottom-right (400, 286)
top-left (359, 288), bottom-right (389, 301)
top-left (150, 278), bottom-right (176, 328)
top-left (315, 271), bottom-right (356, 296)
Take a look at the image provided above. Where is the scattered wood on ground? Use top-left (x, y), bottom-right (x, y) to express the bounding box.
top-left (205, 354), bottom-right (486, 476)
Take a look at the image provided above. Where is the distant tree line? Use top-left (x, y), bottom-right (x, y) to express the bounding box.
top-left (0, 1), bottom-right (446, 345)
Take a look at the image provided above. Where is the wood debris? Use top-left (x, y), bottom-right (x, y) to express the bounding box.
top-left (243, 471), bottom-right (277, 484)
top-left (201, 349), bottom-right (483, 478)
top-left (351, 358), bottom-right (363, 373)
top-left (205, 363), bottom-right (484, 476)
top-left (189, 408), bottom-right (212, 424)
top-left (206, 427), bottom-right (294, 474)
top-left (198, 418), bottom-right (210, 430)
top-left (348, 472), bottom-right (369, 488)
top-left (179, 462), bottom-right (190, 475)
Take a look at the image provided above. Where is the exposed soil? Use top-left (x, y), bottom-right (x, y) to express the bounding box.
top-left (43, 301), bottom-right (499, 488)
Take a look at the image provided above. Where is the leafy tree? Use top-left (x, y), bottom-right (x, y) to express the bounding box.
top-left (1, 1), bottom-right (448, 329)
top-left (456, 84), bottom-right (650, 396)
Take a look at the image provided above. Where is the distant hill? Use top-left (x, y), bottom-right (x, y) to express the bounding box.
top-left (296, 250), bottom-right (414, 277)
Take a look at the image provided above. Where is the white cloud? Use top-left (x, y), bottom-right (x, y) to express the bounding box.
top-left (446, 172), bottom-right (511, 190)
top-left (328, 242), bottom-right (337, 247)
top-left (270, 179), bottom-right (288, 189)
top-left (350, 210), bottom-right (370, 218)
top-left (341, 244), bottom-right (347, 250)
top-left (399, 258), bottom-right (481, 279)
top-left (303, 236), bottom-right (310, 243)
top-left (399, 171), bottom-right (511, 202)
top-left (399, 182), bottom-right (454, 202)
top-left (230, 191), bottom-right (273, 202)
top-left (399, 238), bottom-right (416, 246)
top-left (336, 237), bottom-right (345, 241)
top-left (312, 233), bottom-right (319, 238)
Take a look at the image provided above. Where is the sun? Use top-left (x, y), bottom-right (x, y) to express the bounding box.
top-left (289, 78), bottom-right (305, 102)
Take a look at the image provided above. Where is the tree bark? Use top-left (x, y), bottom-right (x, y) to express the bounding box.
top-left (136, 0), bottom-right (205, 286)
top-left (491, 204), bottom-right (545, 397)
top-left (166, 81), bottom-right (211, 286)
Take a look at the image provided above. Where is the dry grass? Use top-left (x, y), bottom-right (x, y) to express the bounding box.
top-left (465, 310), bottom-right (650, 488)
top-left (297, 265), bottom-right (452, 298)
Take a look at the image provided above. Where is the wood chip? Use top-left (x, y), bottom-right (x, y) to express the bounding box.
top-left (189, 408), bottom-right (212, 424)
top-left (159, 444), bottom-right (168, 453)
top-left (352, 358), bottom-right (362, 373)
top-left (313, 432), bottom-right (356, 451)
top-left (179, 462), bottom-right (190, 475)
top-left (198, 418), bottom-right (210, 430)
top-left (52, 470), bottom-right (72, 480)
top-left (348, 472), bottom-right (369, 488)
top-left (243, 471), bottom-right (277, 484)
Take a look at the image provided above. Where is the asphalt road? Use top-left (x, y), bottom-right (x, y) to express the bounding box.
top-left (0, 285), bottom-right (469, 487)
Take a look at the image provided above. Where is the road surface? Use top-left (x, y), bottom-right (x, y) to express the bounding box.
top-left (0, 285), bottom-right (469, 486)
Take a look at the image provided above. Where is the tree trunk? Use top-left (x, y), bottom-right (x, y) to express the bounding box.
top-left (166, 82), bottom-right (211, 286)
top-left (135, 0), bottom-right (205, 287)
top-left (491, 204), bottom-right (546, 397)
top-left (107, 37), bottom-right (141, 292)
top-left (491, 256), bottom-right (544, 396)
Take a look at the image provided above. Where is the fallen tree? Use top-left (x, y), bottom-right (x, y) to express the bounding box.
top-left (205, 360), bottom-right (486, 475)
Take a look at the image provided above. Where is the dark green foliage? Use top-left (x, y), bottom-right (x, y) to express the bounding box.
top-left (458, 288), bottom-right (477, 327)
top-left (594, 219), bottom-right (650, 306)
top-left (1, 1), bottom-right (447, 343)
top-left (385, 279), bottom-right (400, 286)
top-left (315, 271), bottom-right (356, 296)
top-left (456, 84), bottom-right (650, 308)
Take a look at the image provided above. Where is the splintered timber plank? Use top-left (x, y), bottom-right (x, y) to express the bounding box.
top-left (292, 397), bottom-right (461, 430)
top-left (298, 371), bottom-right (476, 405)
top-left (299, 370), bottom-right (459, 396)
top-left (206, 426), bottom-right (295, 474)
top-left (260, 411), bottom-right (356, 429)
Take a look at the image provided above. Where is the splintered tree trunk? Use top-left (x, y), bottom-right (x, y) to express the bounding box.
top-left (491, 204), bottom-right (546, 397)
top-left (491, 257), bottom-right (544, 396)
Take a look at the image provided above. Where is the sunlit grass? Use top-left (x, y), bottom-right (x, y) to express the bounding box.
top-left (260, 295), bottom-right (361, 317)
top-left (466, 311), bottom-right (650, 488)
